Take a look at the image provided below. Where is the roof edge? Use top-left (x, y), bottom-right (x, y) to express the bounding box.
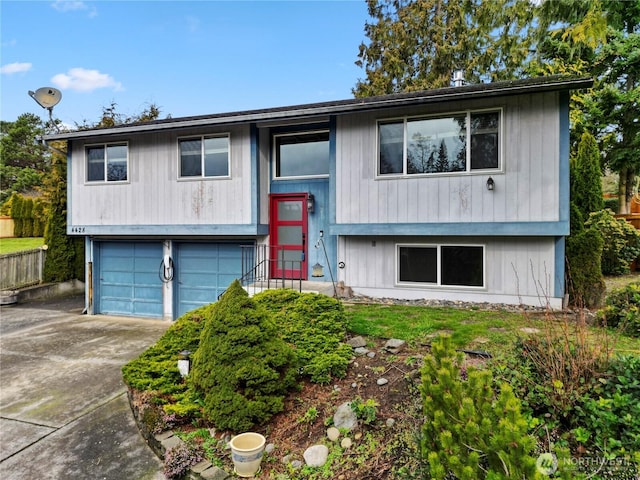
top-left (45, 75), bottom-right (593, 141)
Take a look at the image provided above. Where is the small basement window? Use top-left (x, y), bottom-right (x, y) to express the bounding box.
top-left (397, 244), bottom-right (484, 288)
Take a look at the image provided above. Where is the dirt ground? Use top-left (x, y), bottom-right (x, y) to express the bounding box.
top-left (208, 336), bottom-right (487, 479)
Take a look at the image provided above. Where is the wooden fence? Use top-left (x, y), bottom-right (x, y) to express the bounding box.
top-left (615, 214), bottom-right (640, 230)
top-left (0, 248), bottom-right (47, 290)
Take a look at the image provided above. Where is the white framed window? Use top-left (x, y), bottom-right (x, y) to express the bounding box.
top-left (378, 109), bottom-right (501, 177)
top-left (86, 143), bottom-right (128, 183)
top-left (178, 134), bottom-right (230, 178)
top-left (396, 244), bottom-right (485, 288)
top-left (273, 130), bottom-right (330, 179)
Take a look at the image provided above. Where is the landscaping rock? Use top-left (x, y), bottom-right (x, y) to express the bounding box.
top-left (386, 418), bottom-right (396, 428)
top-left (347, 336), bottom-right (367, 348)
top-left (191, 459), bottom-right (213, 473)
top-left (327, 427), bottom-right (340, 442)
top-left (333, 401), bottom-right (358, 431)
top-left (354, 347), bottom-right (370, 356)
top-left (291, 460), bottom-right (303, 469)
top-left (303, 445), bottom-right (329, 467)
top-left (384, 338), bottom-right (406, 354)
top-left (341, 437), bottom-right (352, 449)
top-left (265, 443), bottom-right (275, 454)
top-left (377, 377), bottom-right (389, 386)
top-left (200, 466), bottom-right (230, 480)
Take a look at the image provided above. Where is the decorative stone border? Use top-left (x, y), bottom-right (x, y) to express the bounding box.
top-left (126, 389), bottom-right (232, 480)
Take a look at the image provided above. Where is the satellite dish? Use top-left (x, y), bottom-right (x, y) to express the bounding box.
top-left (28, 87), bottom-right (62, 110)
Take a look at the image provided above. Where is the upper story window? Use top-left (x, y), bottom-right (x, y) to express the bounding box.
top-left (86, 143), bottom-right (128, 182)
top-left (179, 134), bottom-right (230, 178)
top-left (274, 131), bottom-right (330, 179)
top-left (378, 110), bottom-right (500, 176)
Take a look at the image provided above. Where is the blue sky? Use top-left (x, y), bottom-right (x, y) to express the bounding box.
top-left (1, 0), bottom-right (370, 127)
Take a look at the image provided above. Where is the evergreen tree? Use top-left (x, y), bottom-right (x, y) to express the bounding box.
top-left (583, 0), bottom-right (640, 213)
top-left (354, 0), bottom-right (534, 96)
top-left (532, 0), bottom-right (639, 213)
top-left (42, 150), bottom-right (75, 282)
top-left (22, 198), bottom-right (34, 238)
top-left (572, 131), bottom-right (604, 221)
top-left (0, 114), bottom-right (49, 204)
top-left (11, 194), bottom-right (24, 237)
top-left (420, 335), bottom-right (543, 479)
top-left (435, 140), bottom-right (448, 172)
top-left (189, 280), bottom-right (297, 431)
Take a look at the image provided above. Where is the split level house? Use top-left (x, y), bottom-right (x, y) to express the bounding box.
top-left (47, 75), bottom-right (593, 320)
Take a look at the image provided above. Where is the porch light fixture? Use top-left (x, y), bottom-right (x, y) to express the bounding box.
top-left (307, 193), bottom-right (315, 213)
top-left (486, 177), bottom-right (495, 191)
top-left (177, 350), bottom-right (191, 377)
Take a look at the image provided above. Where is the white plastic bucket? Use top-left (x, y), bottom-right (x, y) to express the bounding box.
top-left (229, 432), bottom-right (266, 477)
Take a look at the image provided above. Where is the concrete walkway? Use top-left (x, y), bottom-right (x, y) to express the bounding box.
top-left (0, 295), bottom-right (170, 479)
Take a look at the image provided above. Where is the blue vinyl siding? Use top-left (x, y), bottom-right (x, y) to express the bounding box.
top-left (97, 242), bottom-right (163, 318)
top-left (175, 243), bottom-right (245, 318)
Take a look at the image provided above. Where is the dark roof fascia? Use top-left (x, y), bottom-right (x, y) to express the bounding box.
top-left (45, 76), bottom-right (593, 141)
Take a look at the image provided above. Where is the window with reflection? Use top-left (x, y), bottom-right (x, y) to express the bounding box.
top-left (275, 131), bottom-right (329, 178)
top-left (378, 110), bottom-right (500, 176)
top-left (179, 135), bottom-right (229, 178)
top-left (86, 143), bottom-right (128, 182)
top-left (398, 244), bottom-right (484, 288)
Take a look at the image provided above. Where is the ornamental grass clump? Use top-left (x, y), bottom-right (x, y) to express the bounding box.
top-left (189, 280), bottom-right (298, 432)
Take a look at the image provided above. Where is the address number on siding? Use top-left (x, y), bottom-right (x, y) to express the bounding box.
top-left (70, 227), bottom-right (86, 233)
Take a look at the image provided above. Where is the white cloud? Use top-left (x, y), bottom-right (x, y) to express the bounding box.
top-left (51, 1), bottom-right (97, 17)
top-left (51, 67), bottom-right (123, 92)
top-left (1, 62), bottom-right (32, 75)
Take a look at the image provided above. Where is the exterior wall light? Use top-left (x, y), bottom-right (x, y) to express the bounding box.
top-left (307, 193), bottom-right (315, 213)
top-left (486, 177), bottom-right (495, 191)
top-left (178, 350), bottom-right (191, 377)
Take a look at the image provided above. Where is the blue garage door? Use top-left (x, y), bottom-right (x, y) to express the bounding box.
top-left (97, 242), bottom-right (163, 318)
top-left (175, 243), bottom-right (245, 318)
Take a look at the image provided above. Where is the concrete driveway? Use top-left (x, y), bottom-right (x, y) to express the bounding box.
top-left (0, 295), bottom-right (170, 479)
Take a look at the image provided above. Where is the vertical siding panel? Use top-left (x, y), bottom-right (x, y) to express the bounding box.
top-left (541, 93), bottom-right (559, 221)
top-left (505, 97), bottom-right (523, 222)
top-left (529, 96), bottom-right (544, 220)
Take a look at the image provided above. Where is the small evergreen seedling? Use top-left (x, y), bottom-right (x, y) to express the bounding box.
top-left (420, 335), bottom-right (541, 479)
top-left (189, 280), bottom-right (297, 431)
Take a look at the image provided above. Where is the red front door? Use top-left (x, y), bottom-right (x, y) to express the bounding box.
top-left (270, 194), bottom-right (308, 279)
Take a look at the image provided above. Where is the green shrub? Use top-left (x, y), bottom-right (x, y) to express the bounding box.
top-left (189, 280), bottom-right (298, 431)
top-left (22, 198), bottom-right (33, 237)
top-left (585, 209), bottom-right (640, 275)
top-left (566, 227), bottom-right (605, 307)
top-left (573, 355), bottom-right (640, 477)
top-left (603, 197), bottom-right (619, 213)
top-left (254, 289), bottom-right (352, 384)
top-left (420, 335), bottom-right (542, 479)
top-left (572, 132), bottom-right (604, 223)
top-left (32, 198), bottom-right (47, 237)
top-left (11, 193), bottom-right (24, 237)
top-left (599, 283), bottom-right (640, 337)
top-left (122, 305), bottom-right (209, 394)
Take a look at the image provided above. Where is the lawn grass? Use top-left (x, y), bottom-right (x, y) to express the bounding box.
top-left (344, 303), bottom-right (640, 357)
top-left (0, 237), bottom-right (44, 254)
